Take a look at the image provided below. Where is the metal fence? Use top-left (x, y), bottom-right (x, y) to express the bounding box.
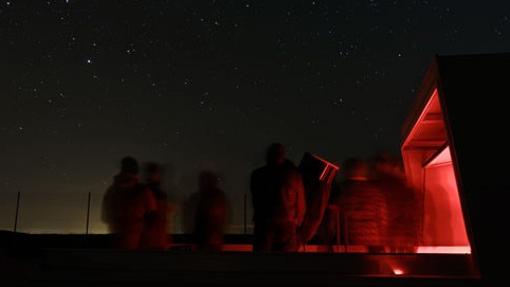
top-left (0, 191), bottom-right (253, 234)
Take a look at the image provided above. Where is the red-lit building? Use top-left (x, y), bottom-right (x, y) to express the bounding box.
top-left (401, 72), bottom-right (470, 253)
top-left (398, 53), bottom-right (509, 285)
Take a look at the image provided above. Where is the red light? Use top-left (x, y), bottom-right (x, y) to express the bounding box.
top-left (392, 268), bottom-right (405, 276)
top-left (416, 246), bottom-right (471, 254)
top-left (401, 88), bottom-right (470, 253)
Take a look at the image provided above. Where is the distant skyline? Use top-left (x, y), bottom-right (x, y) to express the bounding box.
top-left (1, 0), bottom-right (510, 233)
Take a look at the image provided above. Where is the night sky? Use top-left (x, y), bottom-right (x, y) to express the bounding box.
top-left (1, 0), bottom-right (510, 233)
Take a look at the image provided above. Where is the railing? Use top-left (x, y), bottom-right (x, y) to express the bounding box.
top-left (0, 191), bottom-right (472, 254)
top-left (0, 191), bottom-right (253, 234)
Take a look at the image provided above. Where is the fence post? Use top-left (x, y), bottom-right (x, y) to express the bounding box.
top-left (86, 192), bottom-right (91, 235)
top-left (243, 193), bottom-right (247, 234)
top-left (13, 191), bottom-right (21, 232)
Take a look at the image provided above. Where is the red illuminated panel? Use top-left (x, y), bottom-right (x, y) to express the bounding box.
top-left (426, 145), bottom-right (452, 166)
top-left (402, 89), bottom-right (446, 150)
top-left (416, 246), bottom-right (471, 254)
top-left (423, 147), bottom-right (469, 247)
top-left (401, 89), bottom-right (471, 253)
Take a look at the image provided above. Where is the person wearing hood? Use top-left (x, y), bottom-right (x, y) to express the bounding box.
top-left (102, 156), bottom-right (157, 250)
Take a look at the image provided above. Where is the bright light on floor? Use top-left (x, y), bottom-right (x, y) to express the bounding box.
top-left (392, 268), bottom-right (405, 276)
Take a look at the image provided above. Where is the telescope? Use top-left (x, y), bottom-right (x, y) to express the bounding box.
top-left (298, 152), bottom-right (340, 244)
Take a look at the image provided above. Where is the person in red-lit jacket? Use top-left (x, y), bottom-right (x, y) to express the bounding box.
top-left (194, 171), bottom-right (227, 252)
top-left (335, 158), bottom-right (388, 252)
top-left (374, 154), bottom-right (420, 253)
top-left (250, 143), bottom-right (306, 252)
top-left (140, 163), bottom-right (171, 250)
top-left (102, 157), bottom-right (157, 250)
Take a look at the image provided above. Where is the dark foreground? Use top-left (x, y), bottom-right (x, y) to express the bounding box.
top-left (1, 231), bottom-right (480, 287)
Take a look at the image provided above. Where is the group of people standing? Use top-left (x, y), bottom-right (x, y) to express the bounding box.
top-left (102, 143), bottom-right (419, 253)
top-left (101, 157), bottom-right (170, 250)
top-left (249, 143), bottom-right (420, 253)
top-left (101, 157), bottom-right (227, 251)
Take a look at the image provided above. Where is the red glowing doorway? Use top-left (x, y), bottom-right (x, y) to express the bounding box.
top-left (401, 89), bottom-right (470, 254)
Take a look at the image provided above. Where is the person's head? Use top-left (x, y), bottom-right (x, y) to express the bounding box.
top-left (343, 158), bottom-right (369, 181)
top-left (374, 153), bottom-right (404, 178)
top-left (199, 170), bottom-right (220, 190)
top-left (145, 162), bottom-right (163, 184)
top-left (121, 156), bottom-right (139, 175)
top-left (265, 143), bottom-right (286, 166)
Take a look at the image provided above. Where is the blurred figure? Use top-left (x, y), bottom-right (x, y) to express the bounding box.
top-left (140, 163), bottom-right (170, 250)
top-left (374, 154), bottom-right (420, 253)
top-left (334, 158), bottom-right (388, 252)
top-left (102, 156), bottom-right (157, 250)
top-left (194, 171), bottom-right (227, 252)
top-left (250, 143), bottom-right (306, 252)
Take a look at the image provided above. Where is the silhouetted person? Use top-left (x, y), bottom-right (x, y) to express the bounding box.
top-left (102, 156), bottom-right (157, 250)
top-left (194, 171), bottom-right (227, 252)
top-left (250, 143), bottom-right (306, 252)
top-left (334, 158), bottom-right (388, 252)
top-left (140, 163), bottom-right (170, 250)
top-left (374, 154), bottom-right (419, 252)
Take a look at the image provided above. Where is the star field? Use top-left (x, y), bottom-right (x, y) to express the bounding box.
top-left (1, 0), bottom-right (510, 232)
